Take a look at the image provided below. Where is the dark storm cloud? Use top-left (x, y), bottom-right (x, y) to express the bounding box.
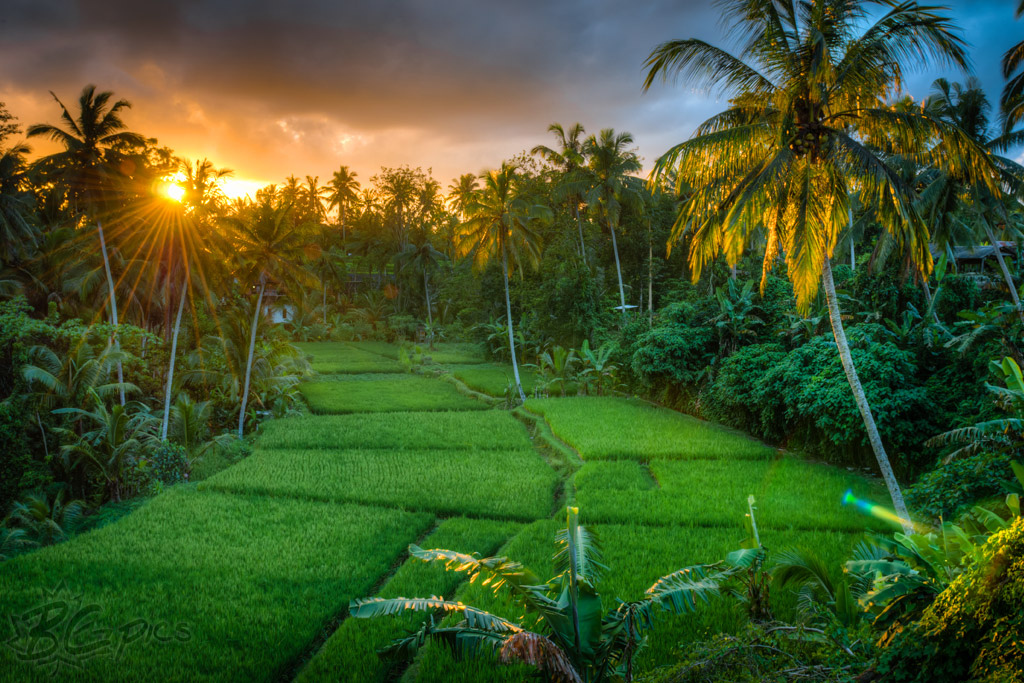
top-left (0, 0), bottom-right (1019, 186)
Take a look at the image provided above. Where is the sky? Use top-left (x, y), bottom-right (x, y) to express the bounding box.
top-left (1, 0), bottom-right (1019, 199)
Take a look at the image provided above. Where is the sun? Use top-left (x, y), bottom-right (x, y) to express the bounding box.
top-left (163, 182), bottom-right (185, 203)
top-left (159, 172), bottom-right (187, 203)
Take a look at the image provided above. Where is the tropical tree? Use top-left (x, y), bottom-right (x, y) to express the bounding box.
top-left (582, 129), bottom-right (642, 317)
top-left (458, 163), bottom-right (550, 403)
top-left (155, 158), bottom-right (231, 440)
top-left (0, 142), bottom-right (39, 265)
top-left (533, 122), bottom-right (590, 264)
top-left (300, 175), bottom-right (330, 224)
top-left (328, 165), bottom-right (360, 240)
top-left (394, 238), bottom-right (447, 346)
top-left (920, 78), bottom-right (1024, 319)
top-left (1002, 0), bottom-right (1024, 130)
top-left (223, 197), bottom-right (311, 438)
top-left (643, 0), bottom-right (997, 531)
top-left (27, 85), bottom-right (148, 406)
top-left (446, 173), bottom-right (478, 220)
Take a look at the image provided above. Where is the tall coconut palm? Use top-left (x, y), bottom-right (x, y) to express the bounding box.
top-left (532, 122), bottom-right (590, 264)
top-left (1002, 0), bottom-right (1024, 131)
top-left (301, 175), bottom-right (330, 224)
top-left (458, 163), bottom-right (551, 403)
top-left (155, 158), bottom-right (231, 440)
top-left (921, 79), bottom-right (1024, 319)
top-left (643, 0), bottom-right (997, 531)
top-left (395, 238), bottom-right (447, 347)
top-left (28, 85), bottom-right (148, 406)
top-left (328, 165), bottom-right (360, 241)
top-left (223, 197), bottom-right (311, 438)
top-left (583, 129), bottom-right (642, 318)
top-left (447, 173), bottom-right (478, 220)
top-left (0, 142), bottom-right (39, 265)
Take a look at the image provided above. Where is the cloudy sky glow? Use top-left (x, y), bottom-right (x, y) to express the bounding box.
top-left (1, 0), bottom-right (1019, 197)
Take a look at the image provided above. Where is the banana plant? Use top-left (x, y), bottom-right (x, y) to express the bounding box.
top-left (349, 507), bottom-right (730, 682)
top-left (577, 340), bottom-right (619, 396)
top-left (535, 345), bottom-right (578, 397)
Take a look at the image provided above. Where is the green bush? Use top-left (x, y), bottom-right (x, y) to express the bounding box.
top-left (906, 451), bottom-right (1018, 522)
top-left (872, 517), bottom-right (1024, 683)
top-left (706, 343), bottom-right (787, 435)
top-left (147, 442), bottom-right (191, 486)
top-left (631, 302), bottom-right (716, 386)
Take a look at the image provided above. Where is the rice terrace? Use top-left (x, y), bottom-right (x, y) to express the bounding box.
top-left (1, 1), bottom-right (1023, 682)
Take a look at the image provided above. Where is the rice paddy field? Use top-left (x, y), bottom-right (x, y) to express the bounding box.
top-left (0, 341), bottom-right (895, 681)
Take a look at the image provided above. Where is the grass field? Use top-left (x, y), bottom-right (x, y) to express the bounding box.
top-left (0, 340), bottom-right (889, 682)
top-left (201, 447), bottom-right (558, 520)
top-left (295, 342), bottom-right (404, 374)
top-left (446, 363), bottom-right (541, 397)
top-left (574, 458), bottom-right (892, 532)
top-left (257, 411), bottom-right (532, 451)
top-left (300, 376), bottom-right (488, 413)
top-left (525, 396), bottom-right (776, 460)
top-left (0, 488), bottom-right (432, 683)
top-left (295, 517), bottom-right (519, 683)
top-left (346, 341), bottom-right (487, 365)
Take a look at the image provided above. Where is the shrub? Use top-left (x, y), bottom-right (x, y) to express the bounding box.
top-left (872, 517), bottom-right (1024, 683)
top-left (147, 442), bottom-right (191, 486)
top-left (632, 317), bottom-right (715, 386)
top-left (906, 451), bottom-right (1018, 522)
top-left (706, 343), bottom-right (787, 435)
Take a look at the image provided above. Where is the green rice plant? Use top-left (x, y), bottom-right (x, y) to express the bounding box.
top-left (295, 517), bottom-right (519, 683)
top-left (347, 341), bottom-right (486, 365)
top-left (294, 342), bottom-right (403, 374)
top-left (413, 519), bottom-right (862, 681)
top-left (299, 376), bottom-right (488, 413)
top-left (0, 488), bottom-right (433, 682)
top-left (256, 411), bottom-right (532, 451)
top-left (447, 364), bottom-right (541, 397)
top-left (525, 397), bottom-right (775, 461)
top-left (574, 458), bottom-right (892, 532)
top-left (200, 447), bottom-right (559, 520)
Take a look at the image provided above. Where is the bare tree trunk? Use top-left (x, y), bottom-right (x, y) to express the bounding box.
top-left (822, 256), bottom-right (912, 533)
top-left (502, 246), bottom-right (526, 403)
top-left (984, 223), bottom-right (1024, 322)
top-left (238, 277), bottom-right (266, 439)
top-left (97, 221), bottom-right (125, 406)
top-left (161, 271), bottom-right (188, 441)
top-left (849, 207), bottom-right (855, 271)
top-left (423, 269), bottom-right (434, 350)
top-left (649, 230), bottom-right (654, 326)
top-left (36, 411), bottom-right (49, 460)
top-left (574, 204), bottom-right (587, 267)
top-left (608, 217), bottom-right (627, 319)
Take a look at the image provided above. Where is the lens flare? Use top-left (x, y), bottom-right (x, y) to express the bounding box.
top-left (842, 490), bottom-right (920, 531)
top-left (163, 183), bottom-right (185, 203)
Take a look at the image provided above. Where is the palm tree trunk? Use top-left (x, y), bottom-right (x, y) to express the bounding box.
top-left (608, 217), bottom-right (627, 318)
top-left (161, 272), bottom-right (188, 441)
top-left (97, 220), bottom-right (125, 406)
top-left (323, 277), bottom-right (328, 325)
top-left (502, 246), bottom-right (526, 403)
top-left (848, 207), bottom-right (855, 271)
top-left (984, 223), bottom-right (1024, 322)
top-left (648, 232), bottom-right (654, 326)
top-left (423, 269), bottom-right (434, 349)
top-left (238, 277), bottom-right (266, 439)
top-left (822, 256), bottom-right (912, 533)
top-left (36, 411), bottom-right (49, 460)
top-left (573, 204), bottom-right (587, 266)
top-left (922, 280), bottom-right (940, 324)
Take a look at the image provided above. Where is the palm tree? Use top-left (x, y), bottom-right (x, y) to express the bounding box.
top-left (643, 0), bottom-right (997, 531)
top-left (328, 166), bottom-right (360, 241)
top-left (395, 238), bottom-right (447, 346)
top-left (156, 158), bottom-right (231, 440)
top-left (301, 175), bottom-right (330, 224)
top-left (447, 173), bottom-right (478, 220)
top-left (583, 129), bottom-right (642, 318)
top-left (0, 142), bottom-right (39, 265)
top-left (28, 85), bottom-right (148, 406)
top-left (1002, 1), bottom-right (1024, 131)
top-left (921, 79), bottom-right (1024, 319)
top-left (459, 163), bottom-right (550, 403)
top-left (223, 197), bottom-right (311, 438)
top-left (532, 123), bottom-right (590, 264)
